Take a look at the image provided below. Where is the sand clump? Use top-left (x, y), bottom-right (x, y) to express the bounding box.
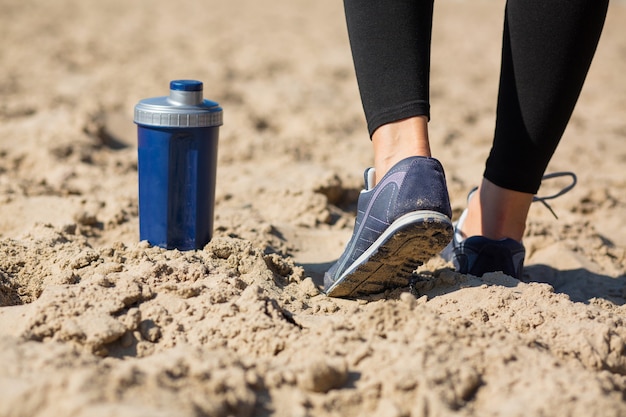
top-left (1, 0), bottom-right (626, 416)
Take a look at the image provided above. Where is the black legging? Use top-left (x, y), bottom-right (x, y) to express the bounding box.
top-left (344, 0), bottom-right (608, 194)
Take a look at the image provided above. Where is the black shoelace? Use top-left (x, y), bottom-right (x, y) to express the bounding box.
top-left (533, 172), bottom-right (577, 219)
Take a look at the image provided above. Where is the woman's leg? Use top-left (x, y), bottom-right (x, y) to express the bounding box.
top-left (462, 0), bottom-right (609, 241)
top-left (343, 0), bottom-right (435, 184)
top-left (325, 0), bottom-right (452, 297)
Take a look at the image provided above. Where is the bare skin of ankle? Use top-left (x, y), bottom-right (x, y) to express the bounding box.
top-left (460, 178), bottom-right (534, 242)
top-left (372, 116), bottom-right (431, 185)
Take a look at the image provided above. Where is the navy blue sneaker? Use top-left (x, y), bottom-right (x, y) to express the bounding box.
top-left (441, 204), bottom-right (526, 279)
top-left (324, 156), bottom-right (453, 298)
top-left (442, 172), bottom-right (577, 279)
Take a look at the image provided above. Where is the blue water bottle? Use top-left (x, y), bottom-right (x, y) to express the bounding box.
top-left (134, 80), bottom-right (223, 250)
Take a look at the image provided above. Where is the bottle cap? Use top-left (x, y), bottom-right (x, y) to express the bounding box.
top-left (134, 80), bottom-right (223, 128)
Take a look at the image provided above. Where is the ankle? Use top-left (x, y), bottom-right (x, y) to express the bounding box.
top-left (459, 179), bottom-right (533, 242)
top-left (372, 116), bottom-right (431, 184)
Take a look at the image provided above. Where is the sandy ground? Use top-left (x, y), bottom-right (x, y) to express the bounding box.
top-left (1, 0), bottom-right (625, 416)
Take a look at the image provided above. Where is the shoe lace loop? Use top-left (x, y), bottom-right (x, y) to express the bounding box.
top-left (533, 171), bottom-right (577, 219)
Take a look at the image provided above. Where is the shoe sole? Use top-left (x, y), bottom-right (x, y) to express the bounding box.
top-left (325, 211), bottom-right (453, 298)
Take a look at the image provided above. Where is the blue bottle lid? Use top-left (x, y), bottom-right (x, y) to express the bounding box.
top-left (134, 80), bottom-right (223, 128)
top-left (170, 80), bottom-right (203, 92)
